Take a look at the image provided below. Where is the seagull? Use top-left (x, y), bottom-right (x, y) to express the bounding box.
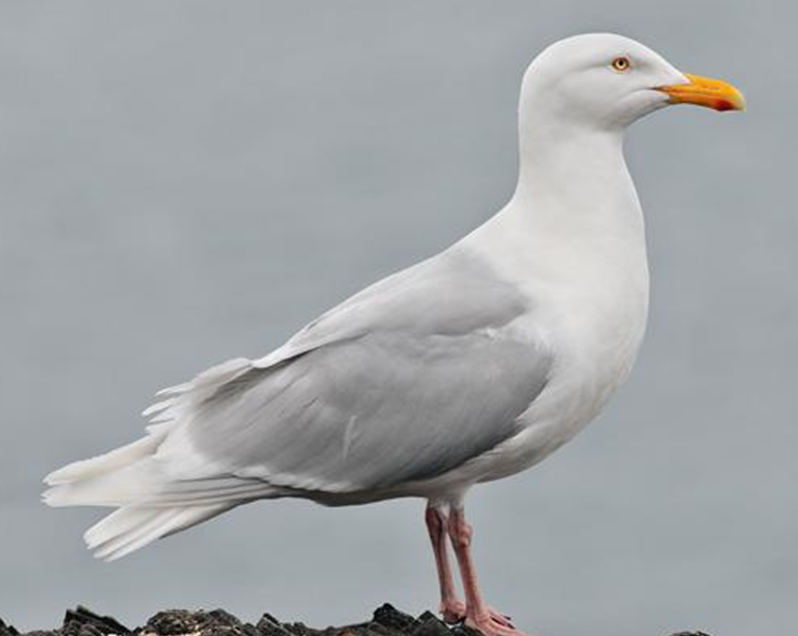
top-left (44, 33), bottom-right (744, 636)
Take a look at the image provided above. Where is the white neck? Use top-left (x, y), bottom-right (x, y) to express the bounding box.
top-left (462, 113), bottom-right (648, 295)
top-left (512, 120), bottom-right (641, 234)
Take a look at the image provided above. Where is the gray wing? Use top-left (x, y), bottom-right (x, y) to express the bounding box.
top-left (152, 246), bottom-right (552, 495)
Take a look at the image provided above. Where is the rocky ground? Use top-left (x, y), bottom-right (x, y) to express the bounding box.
top-left (0, 605), bottom-right (709, 636)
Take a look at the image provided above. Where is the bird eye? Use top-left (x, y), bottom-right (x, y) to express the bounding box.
top-left (611, 57), bottom-right (631, 72)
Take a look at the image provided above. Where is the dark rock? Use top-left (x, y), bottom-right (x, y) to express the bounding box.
top-left (408, 614), bottom-right (449, 636)
top-left (0, 618), bottom-right (20, 636)
top-left (205, 612), bottom-right (240, 627)
top-left (144, 610), bottom-right (200, 636)
top-left (64, 607), bottom-right (131, 636)
top-left (0, 605), bottom-right (713, 636)
top-left (144, 609), bottom-right (255, 636)
top-left (255, 614), bottom-right (293, 636)
top-left (372, 605), bottom-right (416, 633)
top-left (282, 625), bottom-right (312, 636)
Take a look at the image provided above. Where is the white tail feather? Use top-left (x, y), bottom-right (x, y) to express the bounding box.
top-left (42, 356), bottom-right (278, 560)
top-left (44, 427), bottom-right (167, 487)
top-left (85, 503), bottom-right (234, 561)
top-left (42, 426), bottom-right (274, 559)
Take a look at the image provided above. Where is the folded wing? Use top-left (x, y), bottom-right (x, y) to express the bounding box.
top-left (155, 246), bottom-right (551, 495)
top-left (44, 246), bottom-right (552, 559)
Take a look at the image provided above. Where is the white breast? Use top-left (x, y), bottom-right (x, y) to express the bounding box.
top-left (456, 171), bottom-right (650, 483)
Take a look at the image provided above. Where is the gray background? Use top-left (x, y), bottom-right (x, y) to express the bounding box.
top-left (0, 1), bottom-right (795, 635)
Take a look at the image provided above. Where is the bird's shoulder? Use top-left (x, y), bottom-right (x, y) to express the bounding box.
top-left (253, 244), bottom-right (535, 369)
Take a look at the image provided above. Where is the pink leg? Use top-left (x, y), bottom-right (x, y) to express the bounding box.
top-left (448, 507), bottom-right (525, 636)
top-left (425, 504), bottom-right (466, 623)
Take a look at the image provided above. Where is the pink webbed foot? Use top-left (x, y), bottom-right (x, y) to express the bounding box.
top-left (439, 600), bottom-right (515, 629)
top-left (484, 607), bottom-right (514, 629)
top-left (464, 611), bottom-right (528, 636)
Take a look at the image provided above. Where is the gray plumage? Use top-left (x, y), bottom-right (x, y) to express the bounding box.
top-left (155, 245), bottom-right (551, 498)
top-left (44, 245), bottom-right (552, 558)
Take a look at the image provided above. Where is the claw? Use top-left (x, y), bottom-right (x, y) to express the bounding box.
top-left (486, 608), bottom-right (515, 629)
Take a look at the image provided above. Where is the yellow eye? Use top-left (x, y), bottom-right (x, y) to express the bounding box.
top-left (611, 57), bottom-right (631, 72)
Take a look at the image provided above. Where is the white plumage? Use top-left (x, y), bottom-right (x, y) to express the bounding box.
top-left (44, 33), bottom-right (743, 636)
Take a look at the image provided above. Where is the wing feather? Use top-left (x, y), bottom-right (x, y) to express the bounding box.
top-left (152, 246), bottom-right (551, 496)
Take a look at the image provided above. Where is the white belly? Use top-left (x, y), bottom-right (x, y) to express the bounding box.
top-left (454, 208), bottom-right (650, 485)
top-left (476, 249), bottom-right (650, 483)
top-left (414, 169), bottom-right (651, 496)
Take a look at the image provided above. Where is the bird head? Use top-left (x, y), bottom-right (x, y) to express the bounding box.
top-left (520, 33), bottom-right (745, 132)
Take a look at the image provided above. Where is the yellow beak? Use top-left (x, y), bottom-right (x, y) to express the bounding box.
top-left (658, 73), bottom-right (746, 112)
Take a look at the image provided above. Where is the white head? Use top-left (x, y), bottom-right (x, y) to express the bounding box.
top-left (520, 33), bottom-right (745, 134)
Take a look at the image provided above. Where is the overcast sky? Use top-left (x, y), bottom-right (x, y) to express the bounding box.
top-left (0, 2), bottom-right (795, 636)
